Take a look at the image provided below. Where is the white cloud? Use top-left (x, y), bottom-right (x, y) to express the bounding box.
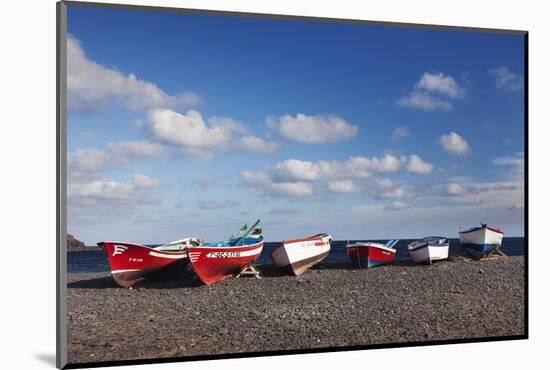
top-left (68, 140), bottom-right (165, 178)
top-left (488, 66), bottom-right (524, 92)
top-left (274, 159), bottom-right (325, 181)
top-left (493, 152), bottom-right (524, 167)
top-left (371, 178), bottom-right (412, 199)
top-left (231, 135), bottom-right (278, 155)
top-left (68, 175), bottom-right (159, 211)
top-left (447, 183), bottom-right (465, 196)
top-left (396, 72), bottom-right (465, 112)
top-left (240, 170), bottom-right (314, 198)
top-left (271, 182), bottom-right (314, 197)
top-left (328, 179), bottom-right (361, 193)
top-left (106, 140), bottom-right (165, 159)
top-left (406, 154), bottom-right (434, 175)
top-left (493, 152), bottom-right (524, 175)
top-left (133, 174), bottom-right (160, 189)
top-left (146, 109), bottom-right (247, 160)
top-left (271, 155), bottom-right (404, 184)
top-left (439, 132), bottom-right (471, 156)
top-left (396, 91), bottom-right (453, 112)
top-left (68, 148), bottom-right (112, 174)
top-left (67, 35), bottom-right (200, 112)
top-left (416, 72), bottom-right (466, 99)
top-left (391, 126), bottom-right (411, 140)
top-left (347, 154), bottom-right (404, 176)
top-left (384, 201), bottom-right (413, 211)
top-left (240, 153), bottom-right (431, 199)
top-left (267, 113), bottom-right (358, 143)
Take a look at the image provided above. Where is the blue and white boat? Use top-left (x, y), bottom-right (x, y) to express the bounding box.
top-left (459, 223), bottom-right (504, 257)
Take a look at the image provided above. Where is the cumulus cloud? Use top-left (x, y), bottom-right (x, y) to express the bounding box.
top-left (68, 148), bottom-right (112, 174)
top-left (67, 35), bottom-right (200, 112)
top-left (240, 170), bottom-right (314, 198)
top-left (384, 201), bottom-right (413, 211)
top-left (406, 154), bottom-right (434, 175)
top-left (68, 140), bottom-right (165, 178)
top-left (391, 126), bottom-right (411, 140)
top-left (396, 91), bottom-right (453, 112)
top-left (68, 174), bottom-right (159, 213)
top-left (447, 183), bottom-right (466, 196)
top-left (231, 135), bottom-right (278, 155)
top-left (240, 153), bottom-right (430, 198)
top-left (267, 113), bottom-right (358, 143)
top-left (439, 132), bottom-right (471, 156)
top-left (493, 152), bottom-right (524, 175)
top-left (133, 174), bottom-right (160, 189)
top-left (146, 109), bottom-right (247, 160)
top-left (396, 72), bottom-right (465, 112)
top-left (105, 140), bottom-right (165, 159)
top-left (271, 155), bottom-right (404, 184)
top-left (488, 66), bottom-right (524, 92)
top-left (328, 179), bottom-right (361, 193)
top-left (347, 154), bottom-right (404, 176)
top-left (416, 72), bottom-right (466, 99)
top-left (493, 152), bottom-right (524, 167)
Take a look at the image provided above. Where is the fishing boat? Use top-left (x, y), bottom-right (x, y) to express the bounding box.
top-left (408, 236), bottom-right (449, 264)
top-left (188, 220), bottom-right (264, 285)
top-left (98, 237), bottom-right (202, 288)
top-left (346, 239), bottom-right (399, 268)
top-left (271, 233), bottom-right (332, 275)
top-left (459, 223), bottom-right (504, 257)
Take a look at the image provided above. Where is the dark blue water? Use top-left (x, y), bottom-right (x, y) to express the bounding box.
top-left (68, 237), bottom-right (525, 274)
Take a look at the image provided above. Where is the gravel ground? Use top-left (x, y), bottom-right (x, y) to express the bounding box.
top-left (67, 256), bottom-right (525, 365)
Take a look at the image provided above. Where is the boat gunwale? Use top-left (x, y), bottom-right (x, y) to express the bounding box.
top-left (98, 241), bottom-right (189, 255)
top-left (459, 225), bottom-right (504, 235)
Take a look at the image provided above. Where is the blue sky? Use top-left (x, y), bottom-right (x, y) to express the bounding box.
top-left (66, 5), bottom-right (525, 245)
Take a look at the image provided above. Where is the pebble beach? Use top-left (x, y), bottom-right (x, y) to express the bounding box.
top-left (67, 255), bottom-right (525, 365)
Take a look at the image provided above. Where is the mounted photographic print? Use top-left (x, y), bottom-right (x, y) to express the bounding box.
top-left (57, 1), bottom-right (527, 368)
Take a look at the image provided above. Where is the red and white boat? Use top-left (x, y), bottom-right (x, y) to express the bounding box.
top-left (346, 240), bottom-right (399, 268)
top-left (271, 233), bottom-right (332, 275)
top-left (98, 237), bottom-right (202, 288)
top-left (188, 221), bottom-right (264, 285)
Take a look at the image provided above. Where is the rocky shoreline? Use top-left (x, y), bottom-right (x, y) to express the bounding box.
top-left (67, 256), bottom-right (525, 365)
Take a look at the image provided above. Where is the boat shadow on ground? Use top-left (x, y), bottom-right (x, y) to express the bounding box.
top-left (67, 264), bottom-right (204, 290)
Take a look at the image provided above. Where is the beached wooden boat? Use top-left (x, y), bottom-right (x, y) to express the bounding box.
top-left (346, 240), bottom-right (398, 268)
top-left (408, 236), bottom-right (449, 264)
top-left (98, 237), bottom-right (202, 288)
top-left (188, 221), bottom-right (264, 284)
top-left (459, 223), bottom-right (504, 257)
top-left (271, 233), bottom-right (332, 275)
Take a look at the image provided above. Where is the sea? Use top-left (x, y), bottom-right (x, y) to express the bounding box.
top-left (68, 237), bottom-right (525, 274)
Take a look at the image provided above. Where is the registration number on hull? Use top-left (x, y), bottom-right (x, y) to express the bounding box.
top-left (207, 251), bottom-right (241, 258)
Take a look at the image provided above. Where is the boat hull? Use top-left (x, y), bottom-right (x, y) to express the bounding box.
top-left (459, 226), bottom-right (503, 257)
top-left (271, 236), bottom-right (331, 275)
top-left (346, 243), bottom-right (396, 267)
top-left (99, 241), bottom-right (189, 288)
top-left (408, 244), bottom-right (449, 264)
top-left (188, 239), bottom-right (264, 284)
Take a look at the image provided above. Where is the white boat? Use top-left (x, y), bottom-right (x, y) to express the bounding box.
top-left (271, 233), bottom-right (332, 275)
top-left (459, 223), bottom-right (504, 257)
top-left (408, 236), bottom-right (449, 264)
